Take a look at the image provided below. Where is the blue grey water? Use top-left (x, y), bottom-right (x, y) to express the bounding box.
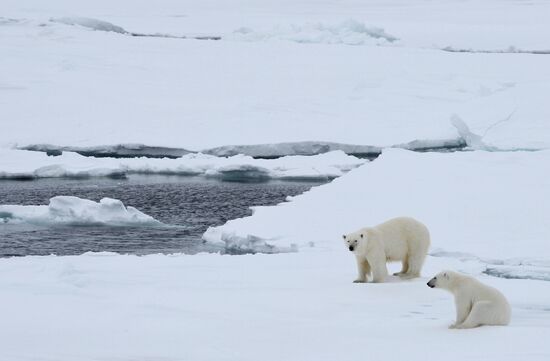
top-left (0, 175), bottom-right (324, 257)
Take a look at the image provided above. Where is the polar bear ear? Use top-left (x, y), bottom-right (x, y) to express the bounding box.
top-left (443, 272), bottom-right (449, 279)
top-left (360, 233), bottom-right (364, 238)
top-left (342, 235), bottom-right (346, 239)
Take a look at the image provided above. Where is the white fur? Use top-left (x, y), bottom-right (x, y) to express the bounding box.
top-left (343, 217), bottom-right (430, 283)
top-left (427, 271), bottom-right (511, 329)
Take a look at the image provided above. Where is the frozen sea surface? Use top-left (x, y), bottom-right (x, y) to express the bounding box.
top-left (0, 175), bottom-right (323, 256)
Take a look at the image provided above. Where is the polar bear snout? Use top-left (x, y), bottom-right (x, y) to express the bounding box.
top-left (343, 235), bottom-right (358, 252)
top-left (427, 278), bottom-right (436, 288)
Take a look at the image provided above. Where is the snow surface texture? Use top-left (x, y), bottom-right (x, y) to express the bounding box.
top-left (2, 0), bottom-right (550, 151)
top-left (204, 149), bottom-right (550, 260)
top-left (0, 251), bottom-right (549, 361)
top-left (0, 149), bottom-right (364, 181)
top-left (0, 196), bottom-right (162, 226)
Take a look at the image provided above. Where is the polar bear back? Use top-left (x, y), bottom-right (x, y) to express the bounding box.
top-left (367, 217), bottom-right (430, 261)
top-left (457, 276), bottom-right (510, 311)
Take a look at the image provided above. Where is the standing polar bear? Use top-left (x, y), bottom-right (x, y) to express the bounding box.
top-left (343, 217), bottom-right (430, 283)
top-left (427, 271), bottom-right (511, 329)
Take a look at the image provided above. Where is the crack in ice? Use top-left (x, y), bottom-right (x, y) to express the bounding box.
top-left (442, 46), bottom-right (550, 55)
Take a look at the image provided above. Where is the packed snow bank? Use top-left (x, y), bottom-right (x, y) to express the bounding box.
top-left (0, 196), bottom-right (162, 226)
top-left (204, 149), bottom-right (550, 257)
top-left (0, 251), bottom-right (549, 361)
top-left (230, 20), bottom-right (397, 45)
top-left (0, 149), bottom-right (365, 181)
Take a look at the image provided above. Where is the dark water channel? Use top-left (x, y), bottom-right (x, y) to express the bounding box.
top-left (0, 175), bottom-right (324, 257)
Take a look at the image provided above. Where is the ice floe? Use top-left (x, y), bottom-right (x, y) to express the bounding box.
top-left (21, 143), bottom-right (192, 159)
top-left (0, 149), bottom-right (365, 181)
top-left (0, 196), bottom-right (162, 226)
top-left (203, 138), bottom-right (466, 158)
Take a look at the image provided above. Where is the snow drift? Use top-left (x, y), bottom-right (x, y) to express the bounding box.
top-left (0, 196), bottom-right (162, 226)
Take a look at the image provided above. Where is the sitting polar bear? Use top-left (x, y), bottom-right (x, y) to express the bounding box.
top-left (427, 271), bottom-right (511, 329)
top-left (343, 217), bottom-right (430, 283)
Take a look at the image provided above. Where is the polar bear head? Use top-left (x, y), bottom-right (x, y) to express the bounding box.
top-left (342, 231), bottom-right (365, 252)
top-left (427, 270), bottom-right (460, 289)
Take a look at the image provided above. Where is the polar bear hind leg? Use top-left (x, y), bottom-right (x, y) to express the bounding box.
top-left (401, 239), bottom-right (429, 279)
top-left (393, 257), bottom-right (409, 276)
top-left (455, 301), bottom-right (493, 329)
top-left (400, 251), bottom-right (426, 279)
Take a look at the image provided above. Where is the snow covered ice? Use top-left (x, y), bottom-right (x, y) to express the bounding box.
top-left (1, 0), bottom-right (550, 360)
top-left (2, 1), bottom-right (550, 151)
top-left (204, 149), bottom-right (550, 258)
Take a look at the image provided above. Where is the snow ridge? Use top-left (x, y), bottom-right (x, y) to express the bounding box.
top-left (231, 20), bottom-right (398, 46)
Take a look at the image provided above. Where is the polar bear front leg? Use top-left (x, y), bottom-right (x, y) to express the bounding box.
top-left (367, 251), bottom-right (388, 283)
top-left (450, 295), bottom-right (472, 329)
top-left (353, 256), bottom-right (370, 283)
